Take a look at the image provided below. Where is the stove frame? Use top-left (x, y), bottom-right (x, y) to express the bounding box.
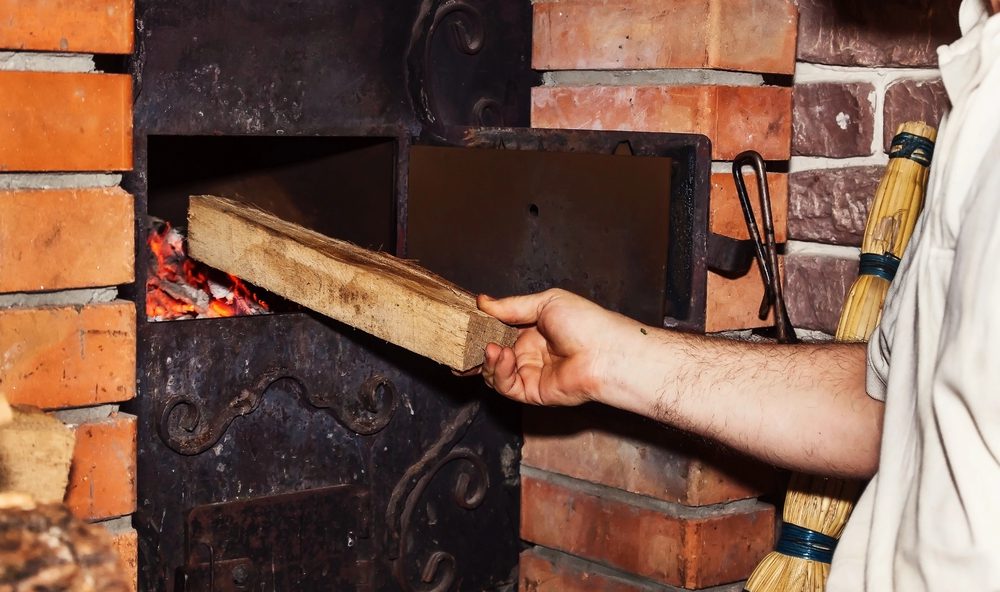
top-left (125, 1), bottom-right (715, 590)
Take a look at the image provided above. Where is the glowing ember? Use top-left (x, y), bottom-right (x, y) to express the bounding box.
top-left (146, 222), bottom-right (270, 321)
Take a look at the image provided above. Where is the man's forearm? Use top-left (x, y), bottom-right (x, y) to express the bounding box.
top-left (597, 323), bottom-right (882, 478)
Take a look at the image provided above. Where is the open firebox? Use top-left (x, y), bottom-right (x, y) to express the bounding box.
top-left (125, 1), bottom-right (713, 590)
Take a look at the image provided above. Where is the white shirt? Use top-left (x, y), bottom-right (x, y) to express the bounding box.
top-left (828, 1), bottom-right (1000, 589)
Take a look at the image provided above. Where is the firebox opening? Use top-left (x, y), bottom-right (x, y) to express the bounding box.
top-left (145, 135), bottom-right (398, 321)
top-left (406, 144), bottom-right (676, 326)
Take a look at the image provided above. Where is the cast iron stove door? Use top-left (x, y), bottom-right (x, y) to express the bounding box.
top-left (138, 312), bottom-right (519, 592)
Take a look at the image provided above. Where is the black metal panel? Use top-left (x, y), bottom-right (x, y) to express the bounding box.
top-left (181, 486), bottom-right (372, 590)
top-left (408, 127), bottom-right (712, 331)
top-left (134, 313), bottom-right (520, 591)
top-left (133, 0), bottom-right (536, 136)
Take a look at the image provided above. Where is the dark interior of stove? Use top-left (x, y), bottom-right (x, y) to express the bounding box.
top-left (147, 135), bottom-right (398, 253)
top-left (144, 133), bottom-right (684, 324)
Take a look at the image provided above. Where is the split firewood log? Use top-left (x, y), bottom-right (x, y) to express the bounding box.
top-left (0, 496), bottom-right (130, 591)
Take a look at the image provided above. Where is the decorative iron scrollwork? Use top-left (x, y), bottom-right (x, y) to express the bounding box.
top-left (158, 368), bottom-right (398, 455)
top-left (471, 97), bottom-right (503, 127)
top-left (311, 374), bottom-right (399, 436)
top-left (406, 0), bottom-right (504, 134)
top-left (393, 448), bottom-right (489, 591)
top-left (437, 2), bottom-right (484, 55)
top-left (385, 400), bottom-right (487, 591)
top-left (385, 401), bottom-right (480, 552)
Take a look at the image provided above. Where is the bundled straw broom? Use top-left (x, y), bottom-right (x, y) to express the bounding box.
top-left (744, 121), bottom-right (937, 592)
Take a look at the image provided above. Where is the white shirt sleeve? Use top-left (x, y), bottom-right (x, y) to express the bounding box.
top-left (866, 319), bottom-right (891, 402)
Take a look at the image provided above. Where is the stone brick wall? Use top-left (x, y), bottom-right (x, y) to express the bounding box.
top-left (784, 0), bottom-right (958, 333)
top-left (0, 2), bottom-right (138, 588)
top-left (522, 1), bottom-right (962, 589)
top-left (523, 1), bottom-right (798, 589)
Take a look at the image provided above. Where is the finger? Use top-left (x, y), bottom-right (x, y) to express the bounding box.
top-left (492, 347), bottom-right (527, 401)
top-left (516, 361), bottom-right (545, 405)
top-left (451, 364), bottom-right (482, 377)
top-left (481, 342), bottom-right (502, 388)
top-left (477, 290), bottom-right (560, 326)
top-left (509, 339), bottom-right (545, 404)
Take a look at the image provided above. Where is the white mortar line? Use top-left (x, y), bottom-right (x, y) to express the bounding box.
top-left (0, 173), bottom-right (123, 189)
top-left (794, 62), bottom-right (941, 83)
top-left (0, 52), bottom-right (95, 73)
top-left (92, 515), bottom-right (133, 534)
top-left (871, 83), bottom-right (886, 157)
top-left (51, 404), bottom-right (120, 426)
top-left (543, 68), bottom-right (766, 87)
top-left (0, 287), bottom-right (119, 309)
top-left (790, 154), bottom-right (890, 172)
top-left (786, 239), bottom-right (860, 260)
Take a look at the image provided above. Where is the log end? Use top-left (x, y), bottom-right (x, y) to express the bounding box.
top-left (459, 315), bottom-right (519, 372)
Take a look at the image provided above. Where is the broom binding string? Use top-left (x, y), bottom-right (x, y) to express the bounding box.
top-left (774, 522), bottom-right (839, 564)
top-left (890, 131), bottom-right (935, 167)
top-left (858, 253), bottom-right (902, 282)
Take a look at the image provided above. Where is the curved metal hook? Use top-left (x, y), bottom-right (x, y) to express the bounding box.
top-left (732, 150), bottom-right (796, 343)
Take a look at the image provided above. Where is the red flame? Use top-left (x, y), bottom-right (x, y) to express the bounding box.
top-left (146, 222), bottom-right (270, 321)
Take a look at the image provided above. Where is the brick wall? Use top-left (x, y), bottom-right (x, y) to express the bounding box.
top-left (523, 1), bottom-right (960, 589)
top-left (0, 2), bottom-right (138, 588)
top-left (783, 0), bottom-right (958, 332)
top-left (524, 1), bottom-right (797, 588)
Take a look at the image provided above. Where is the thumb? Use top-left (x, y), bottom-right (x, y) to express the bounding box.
top-left (477, 290), bottom-right (558, 325)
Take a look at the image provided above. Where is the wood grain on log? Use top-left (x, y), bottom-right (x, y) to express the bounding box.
top-left (0, 407), bottom-right (75, 503)
top-left (187, 195), bottom-right (517, 371)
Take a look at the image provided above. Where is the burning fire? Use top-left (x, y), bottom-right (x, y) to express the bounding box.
top-left (146, 222), bottom-right (270, 321)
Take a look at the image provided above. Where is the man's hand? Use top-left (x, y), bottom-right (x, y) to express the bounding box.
top-left (473, 288), bottom-right (881, 479)
top-left (477, 289), bottom-right (636, 407)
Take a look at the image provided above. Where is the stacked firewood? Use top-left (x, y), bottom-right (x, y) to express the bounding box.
top-left (0, 398), bottom-right (129, 591)
top-left (0, 495), bottom-right (130, 591)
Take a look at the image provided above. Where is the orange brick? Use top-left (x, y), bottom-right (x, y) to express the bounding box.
top-left (65, 413), bottom-right (137, 521)
top-left (531, 85), bottom-right (792, 160)
top-left (0, 71), bottom-right (132, 172)
top-left (520, 547), bottom-right (702, 592)
top-left (521, 472), bottom-right (774, 589)
top-left (533, 0), bottom-right (797, 75)
top-left (0, 302), bottom-right (136, 409)
top-left (523, 406), bottom-right (777, 506)
top-left (109, 527), bottom-right (138, 592)
top-left (705, 258), bottom-right (785, 333)
top-left (711, 172), bottom-right (788, 243)
top-left (0, 0), bottom-right (134, 54)
top-left (0, 188), bottom-right (134, 292)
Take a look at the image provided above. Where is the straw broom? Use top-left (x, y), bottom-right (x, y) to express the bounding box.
top-left (744, 121), bottom-right (937, 592)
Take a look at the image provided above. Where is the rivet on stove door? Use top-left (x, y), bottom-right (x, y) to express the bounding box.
top-left (231, 564), bottom-right (250, 588)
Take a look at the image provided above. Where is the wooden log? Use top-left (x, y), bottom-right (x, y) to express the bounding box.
top-left (0, 499), bottom-right (131, 591)
top-left (0, 393), bottom-right (11, 426)
top-left (0, 406), bottom-right (76, 503)
top-left (187, 195), bottom-right (517, 371)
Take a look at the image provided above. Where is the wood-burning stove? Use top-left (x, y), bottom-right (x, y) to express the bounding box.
top-left (125, 1), bottom-right (714, 590)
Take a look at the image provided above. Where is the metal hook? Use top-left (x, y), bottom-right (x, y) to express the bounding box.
top-left (732, 151), bottom-right (797, 344)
